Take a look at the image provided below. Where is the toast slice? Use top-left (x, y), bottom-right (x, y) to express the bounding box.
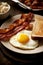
top-left (32, 15), bottom-right (43, 40)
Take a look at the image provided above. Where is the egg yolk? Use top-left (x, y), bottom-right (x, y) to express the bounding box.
top-left (17, 33), bottom-right (29, 44)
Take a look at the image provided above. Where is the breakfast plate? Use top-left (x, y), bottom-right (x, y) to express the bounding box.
top-left (12, 0), bottom-right (43, 11)
top-left (0, 14), bottom-right (43, 54)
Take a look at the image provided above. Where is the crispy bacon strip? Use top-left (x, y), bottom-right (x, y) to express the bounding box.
top-left (0, 19), bottom-right (25, 34)
top-left (20, 0), bottom-right (43, 9)
top-left (0, 23), bottom-right (33, 40)
top-left (25, 23), bottom-right (33, 30)
top-left (0, 22), bottom-right (29, 41)
top-left (21, 12), bottom-right (34, 21)
top-left (0, 13), bottom-right (34, 34)
top-left (0, 26), bottom-right (25, 41)
top-left (0, 13), bottom-right (34, 41)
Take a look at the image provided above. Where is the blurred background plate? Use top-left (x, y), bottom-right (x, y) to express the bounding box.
top-left (12, 0), bottom-right (43, 11)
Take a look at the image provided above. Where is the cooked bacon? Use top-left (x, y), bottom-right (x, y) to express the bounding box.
top-left (21, 12), bottom-right (34, 23)
top-left (0, 23), bottom-right (17, 34)
top-left (0, 34), bottom-right (5, 39)
top-left (0, 28), bottom-right (9, 34)
top-left (0, 13), bottom-right (34, 41)
top-left (25, 12), bottom-right (34, 22)
top-left (31, 0), bottom-right (43, 9)
top-left (19, 0), bottom-right (43, 9)
top-left (0, 13), bottom-right (34, 34)
top-left (0, 25), bottom-right (25, 41)
top-left (0, 22), bottom-right (29, 41)
top-left (0, 19), bottom-right (25, 34)
top-left (21, 13), bottom-right (29, 19)
top-left (25, 23), bottom-right (33, 30)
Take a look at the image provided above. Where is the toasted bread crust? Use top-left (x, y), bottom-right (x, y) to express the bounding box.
top-left (32, 15), bottom-right (43, 40)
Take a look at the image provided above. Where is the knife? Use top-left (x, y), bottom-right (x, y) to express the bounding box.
top-left (12, 0), bottom-right (31, 10)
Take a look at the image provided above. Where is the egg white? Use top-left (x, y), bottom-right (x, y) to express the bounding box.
top-left (9, 30), bottom-right (38, 49)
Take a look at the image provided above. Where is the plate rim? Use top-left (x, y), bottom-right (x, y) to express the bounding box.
top-left (1, 41), bottom-right (43, 54)
top-left (0, 14), bottom-right (43, 54)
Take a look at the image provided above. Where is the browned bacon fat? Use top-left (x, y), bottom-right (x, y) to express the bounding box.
top-left (19, 0), bottom-right (43, 9)
top-left (0, 13), bottom-right (34, 41)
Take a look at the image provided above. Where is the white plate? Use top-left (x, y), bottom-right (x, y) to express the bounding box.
top-left (1, 14), bottom-right (43, 54)
top-left (12, 0), bottom-right (43, 11)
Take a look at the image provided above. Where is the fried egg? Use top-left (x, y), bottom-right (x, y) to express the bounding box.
top-left (9, 30), bottom-right (38, 49)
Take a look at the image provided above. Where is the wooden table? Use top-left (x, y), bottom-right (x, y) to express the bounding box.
top-left (0, 0), bottom-right (43, 65)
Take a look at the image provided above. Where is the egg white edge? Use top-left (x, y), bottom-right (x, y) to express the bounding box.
top-left (9, 30), bottom-right (39, 50)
